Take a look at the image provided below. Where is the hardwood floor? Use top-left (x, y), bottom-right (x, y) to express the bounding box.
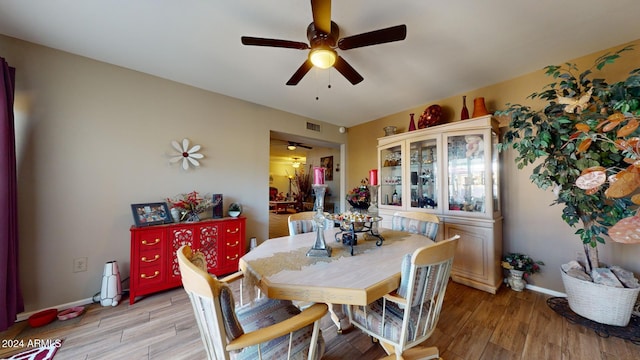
top-left (2, 282), bottom-right (638, 359)
top-left (2, 214), bottom-right (638, 359)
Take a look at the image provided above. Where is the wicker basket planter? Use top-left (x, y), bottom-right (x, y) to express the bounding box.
top-left (561, 268), bottom-right (640, 326)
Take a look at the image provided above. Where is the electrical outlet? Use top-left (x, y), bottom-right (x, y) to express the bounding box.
top-left (73, 257), bottom-right (88, 273)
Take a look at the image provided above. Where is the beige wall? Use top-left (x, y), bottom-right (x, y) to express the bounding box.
top-left (347, 39), bottom-right (640, 292)
top-left (1, 34), bottom-right (348, 311)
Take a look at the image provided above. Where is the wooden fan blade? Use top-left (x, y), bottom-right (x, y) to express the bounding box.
top-left (334, 56), bottom-right (363, 85)
top-left (290, 141), bottom-right (313, 149)
top-left (338, 24), bottom-right (407, 50)
top-left (286, 60), bottom-right (313, 85)
top-left (311, 0), bottom-right (332, 34)
top-left (241, 36), bottom-right (309, 50)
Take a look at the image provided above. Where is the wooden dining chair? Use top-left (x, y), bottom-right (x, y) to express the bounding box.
top-left (391, 211), bottom-right (440, 240)
top-left (177, 245), bottom-right (327, 360)
top-left (346, 235), bottom-right (460, 360)
top-left (287, 211), bottom-right (333, 235)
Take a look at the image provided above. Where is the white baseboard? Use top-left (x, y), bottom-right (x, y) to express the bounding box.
top-left (525, 284), bottom-right (566, 297)
top-left (16, 297), bottom-right (95, 322)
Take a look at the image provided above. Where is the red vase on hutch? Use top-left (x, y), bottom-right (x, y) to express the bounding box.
top-left (461, 96), bottom-right (470, 120)
top-left (408, 113), bottom-right (416, 131)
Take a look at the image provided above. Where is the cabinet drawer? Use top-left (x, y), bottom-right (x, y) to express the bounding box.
top-left (136, 229), bottom-right (164, 249)
top-left (136, 248), bottom-right (163, 267)
top-left (224, 224), bottom-right (242, 237)
top-left (224, 237), bottom-right (241, 249)
top-left (134, 266), bottom-right (164, 287)
top-left (224, 248), bottom-right (241, 263)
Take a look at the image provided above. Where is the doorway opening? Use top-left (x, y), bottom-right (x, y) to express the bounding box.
top-left (269, 131), bottom-right (344, 238)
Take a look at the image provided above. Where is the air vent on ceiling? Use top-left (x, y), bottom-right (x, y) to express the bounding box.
top-left (306, 122), bottom-right (321, 132)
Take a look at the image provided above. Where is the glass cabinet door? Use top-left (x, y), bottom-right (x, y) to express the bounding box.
top-left (446, 133), bottom-right (488, 214)
top-left (379, 143), bottom-right (403, 208)
top-left (490, 131), bottom-right (500, 215)
top-left (408, 137), bottom-right (438, 211)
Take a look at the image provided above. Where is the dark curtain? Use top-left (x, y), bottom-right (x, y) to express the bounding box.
top-left (0, 57), bottom-right (22, 331)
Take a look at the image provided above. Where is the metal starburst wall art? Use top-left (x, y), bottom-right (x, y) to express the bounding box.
top-left (170, 138), bottom-right (204, 170)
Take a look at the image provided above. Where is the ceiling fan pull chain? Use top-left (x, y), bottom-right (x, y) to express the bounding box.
top-left (315, 67), bottom-right (320, 100)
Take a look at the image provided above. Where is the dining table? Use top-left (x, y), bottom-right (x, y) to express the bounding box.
top-left (239, 227), bottom-right (435, 332)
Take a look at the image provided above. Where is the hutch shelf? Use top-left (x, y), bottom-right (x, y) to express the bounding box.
top-left (377, 115), bottom-right (503, 293)
top-left (129, 216), bottom-right (246, 304)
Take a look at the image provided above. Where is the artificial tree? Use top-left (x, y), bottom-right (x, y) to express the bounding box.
top-left (498, 45), bottom-right (640, 272)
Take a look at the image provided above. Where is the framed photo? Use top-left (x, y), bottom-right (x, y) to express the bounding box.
top-left (321, 155), bottom-right (333, 181)
top-left (131, 202), bottom-right (173, 227)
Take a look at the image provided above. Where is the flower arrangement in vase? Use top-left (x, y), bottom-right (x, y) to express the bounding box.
top-left (501, 253), bottom-right (544, 278)
top-left (166, 191), bottom-right (216, 222)
top-left (346, 179), bottom-right (371, 210)
top-left (292, 164), bottom-right (313, 205)
top-left (502, 253), bottom-right (544, 291)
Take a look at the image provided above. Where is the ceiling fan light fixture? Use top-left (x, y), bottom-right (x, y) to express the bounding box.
top-left (292, 156), bottom-right (301, 168)
top-left (309, 47), bottom-right (336, 69)
top-left (287, 144), bottom-right (297, 150)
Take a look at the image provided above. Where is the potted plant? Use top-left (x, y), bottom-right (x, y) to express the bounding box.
top-left (501, 253), bottom-right (544, 291)
top-left (228, 202), bottom-right (242, 217)
top-left (497, 45), bottom-right (640, 325)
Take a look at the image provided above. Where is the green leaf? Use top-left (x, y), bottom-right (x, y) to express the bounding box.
top-left (596, 54), bottom-right (620, 70)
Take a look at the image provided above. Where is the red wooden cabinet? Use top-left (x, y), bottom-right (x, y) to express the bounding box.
top-left (130, 217), bottom-right (246, 304)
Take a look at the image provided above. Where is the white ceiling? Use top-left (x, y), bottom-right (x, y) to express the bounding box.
top-left (1, 0), bottom-right (640, 128)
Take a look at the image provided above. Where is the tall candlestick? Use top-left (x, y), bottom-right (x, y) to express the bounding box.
top-left (306, 184), bottom-right (331, 257)
top-left (369, 169), bottom-right (378, 186)
top-left (313, 167), bottom-right (325, 185)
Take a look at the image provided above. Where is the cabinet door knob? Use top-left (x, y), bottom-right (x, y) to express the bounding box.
top-left (226, 254), bottom-right (238, 261)
top-left (227, 228), bottom-right (239, 234)
top-left (142, 238), bottom-right (160, 246)
top-left (140, 271), bottom-right (160, 279)
top-left (226, 240), bottom-right (239, 247)
top-left (141, 254), bottom-right (160, 263)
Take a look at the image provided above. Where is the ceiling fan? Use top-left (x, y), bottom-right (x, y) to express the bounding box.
top-left (287, 141), bottom-right (313, 150)
top-left (241, 0), bottom-right (407, 85)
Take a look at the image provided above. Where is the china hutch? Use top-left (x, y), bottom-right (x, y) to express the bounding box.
top-left (129, 217), bottom-right (246, 304)
top-left (377, 115), bottom-right (503, 293)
